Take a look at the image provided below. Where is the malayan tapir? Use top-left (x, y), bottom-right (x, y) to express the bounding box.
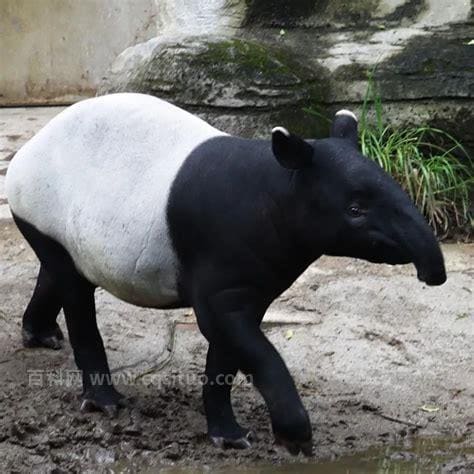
top-left (6, 93), bottom-right (446, 456)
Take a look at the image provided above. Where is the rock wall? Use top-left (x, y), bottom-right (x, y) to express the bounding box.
top-left (101, 36), bottom-right (328, 138)
top-left (101, 1), bottom-right (472, 153)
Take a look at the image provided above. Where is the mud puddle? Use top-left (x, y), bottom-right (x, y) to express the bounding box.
top-left (107, 437), bottom-right (474, 473)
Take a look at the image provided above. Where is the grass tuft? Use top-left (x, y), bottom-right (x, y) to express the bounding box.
top-left (306, 73), bottom-right (473, 239)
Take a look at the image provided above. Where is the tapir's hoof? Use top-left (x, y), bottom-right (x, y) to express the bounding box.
top-left (275, 434), bottom-right (313, 457)
top-left (210, 429), bottom-right (255, 450)
top-left (80, 387), bottom-right (127, 418)
top-left (22, 325), bottom-right (64, 350)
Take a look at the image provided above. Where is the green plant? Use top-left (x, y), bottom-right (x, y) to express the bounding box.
top-left (305, 73), bottom-right (473, 238)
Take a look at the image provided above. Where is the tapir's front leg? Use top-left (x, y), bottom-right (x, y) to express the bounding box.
top-left (195, 287), bottom-right (313, 456)
top-left (203, 343), bottom-right (254, 448)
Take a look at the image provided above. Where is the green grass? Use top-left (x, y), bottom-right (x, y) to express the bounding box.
top-left (306, 74), bottom-right (473, 238)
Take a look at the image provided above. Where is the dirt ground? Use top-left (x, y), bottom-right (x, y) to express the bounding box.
top-left (1, 107), bottom-right (473, 472)
top-left (0, 219), bottom-right (473, 472)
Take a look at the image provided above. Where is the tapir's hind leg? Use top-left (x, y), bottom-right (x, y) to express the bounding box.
top-left (62, 273), bottom-right (126, 416)
top-left (22, 264), bottom-right (64, 350)
top-left (13, 214), bottom-right (125, 416)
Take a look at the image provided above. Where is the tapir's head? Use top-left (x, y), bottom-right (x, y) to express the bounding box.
top-left (271, 110), bottom-right (446, 286)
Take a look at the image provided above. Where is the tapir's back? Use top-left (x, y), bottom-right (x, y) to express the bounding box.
top-left (6, 93), bottom-right (225, 307)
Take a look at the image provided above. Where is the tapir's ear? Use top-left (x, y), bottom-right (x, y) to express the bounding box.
top-left (271, 127), bottom-right (313, 169)
top-left (330, 109), bottom-right (359, 148)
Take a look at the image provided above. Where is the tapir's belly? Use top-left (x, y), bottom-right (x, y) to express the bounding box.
top-left (6, 93), bottom-right (225, 308)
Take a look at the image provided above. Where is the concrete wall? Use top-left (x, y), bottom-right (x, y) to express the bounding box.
top-left (0, 0), bottom-right (158, 105)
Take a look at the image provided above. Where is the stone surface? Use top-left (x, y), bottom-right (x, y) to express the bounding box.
top-left (100, 36), bottom-right (329, 138)
top-left (243, 0), bottom-right (470, 29)
top-left (99, 0), bottom-right (474, 154)
top-left (245, 1), bottom-right (474, 151)
top-left (155, 0), bottom-right (246, 37)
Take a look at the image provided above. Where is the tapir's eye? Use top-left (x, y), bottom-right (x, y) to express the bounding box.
top-left (349, 206), bottom-right (361, 217)
top-left (348, 204), bottom-right (367, 218)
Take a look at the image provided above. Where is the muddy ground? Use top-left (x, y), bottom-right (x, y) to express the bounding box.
top-left (0, 107), bottom-right (473, 472)
top-left (0, 219), bottom-right (473, 472)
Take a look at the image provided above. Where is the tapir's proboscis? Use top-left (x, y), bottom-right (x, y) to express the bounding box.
top-left (6, 93), bottom-right (446, 456)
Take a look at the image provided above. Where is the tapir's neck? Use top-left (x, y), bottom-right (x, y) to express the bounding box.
top-left (171, 136), bottom-right (318, 291)
top-left (238, 138), bottom-right (322, 264)
top-left (248, 141), bottom-right (317, 277)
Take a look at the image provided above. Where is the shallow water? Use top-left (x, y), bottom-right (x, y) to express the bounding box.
top-left (109, 436), bottom-right (473, 473)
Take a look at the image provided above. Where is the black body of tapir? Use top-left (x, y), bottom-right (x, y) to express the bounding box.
top-left (6, 93), bottom-right (446, 455)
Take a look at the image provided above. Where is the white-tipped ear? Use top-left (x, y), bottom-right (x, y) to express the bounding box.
top-left (331, 109), bottom-right (359, 148)
top-left (335, 109), bottom-right (358, 122)
top-left (271, 127), bottom-right (313, 169)
top-left (271, 126), bottom-right (290, 137)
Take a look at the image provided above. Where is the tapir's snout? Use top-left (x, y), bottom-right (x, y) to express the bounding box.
top-left (416, 267), bottom-right (447, 286)
top-left (377, 201), bottom-right (448, 287)
top-left (406, 218), bottom-right (447, 286)
top-left (415, 254), bottom-right (447, 286)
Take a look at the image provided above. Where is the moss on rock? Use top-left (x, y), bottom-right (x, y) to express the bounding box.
top-left (100, 36), bottom-right (329, 137)
top-left (244, 0), bottom-right (382, 27)
top-left (197, 39), bottom-right (296, 81)
top-left (244, 0), bottom-right (319, 26)
top-left (375, 24), bottom-right (474, 103)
